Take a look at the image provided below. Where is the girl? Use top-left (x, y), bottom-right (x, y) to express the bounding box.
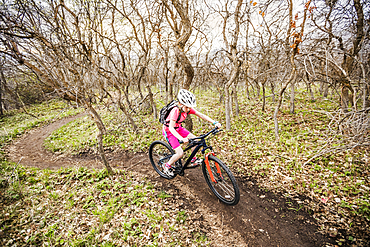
top-left (162, 89), bottom-right (222, 176)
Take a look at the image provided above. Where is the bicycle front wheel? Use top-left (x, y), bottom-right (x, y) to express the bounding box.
top-left (148, 141), bottom-right (176, 179)
top-left (202, 155), bottom-right (240, 205)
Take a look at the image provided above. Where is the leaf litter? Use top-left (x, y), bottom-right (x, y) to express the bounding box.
top-left (0, 166), bottom-right (211, 246)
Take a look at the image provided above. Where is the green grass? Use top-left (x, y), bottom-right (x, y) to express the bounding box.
top-left (44, 110), bottom-right (160, 154)
top-left (0, 99), bottom-right (82, 152)
top-left (40, 89), bottom-right (370, 244)
top-left (42, 91), bottom-right (369, 223)
top-left (0, 98), bottom-right (209, 246)
top-left (0, 164), bottom-right (208, 246)
top-left (1, 89), bottom-right (369, 244)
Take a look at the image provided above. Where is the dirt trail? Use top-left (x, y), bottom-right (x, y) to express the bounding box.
top-left (7, 115), bottom-right (332, 246)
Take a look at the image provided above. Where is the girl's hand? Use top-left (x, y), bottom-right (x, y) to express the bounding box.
top-left (215, 122), bottom-right (222, 129)
top-left (182, 137), bottom-right (189, 143)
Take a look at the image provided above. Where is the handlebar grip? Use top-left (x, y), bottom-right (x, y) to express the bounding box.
top-left (179, 140), bottom-right (184, 144)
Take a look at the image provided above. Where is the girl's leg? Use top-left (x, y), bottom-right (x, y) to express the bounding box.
top-left (186, 132), bottom-right (202, 165)
top-left (166, 146), bottom-right (184, 167)
top-left (163, 129), bottom-right (183, 167)
top-left (187, 133), bottom-right (196, 139)
top-left (187, 132), bottom-right (197, 153)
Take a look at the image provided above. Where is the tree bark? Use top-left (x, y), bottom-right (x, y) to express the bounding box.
top-left (341, 86), bottom-right (350, 112)
top-left (222, 0), bottom-right (243, 130)
top-left (0, 66), bottom-right (5, 116)
top-left (233, 83), bottom-right (239, 117)
top-left (323, 82), bottom-right (329, 98)
top-left (113, 85), bottom-right (138, 131)
top-left (270, 81), bottom-right (275, 103)
top-left (224, 86), bottom-right (231, 130)
top-left (274, 55), bottom-right (297, 141)
top-left (290, 78), bottom-right (295, 114)
top-left (304, 73), bottom-right (315, 102)
top-left (87, 104), bottom-right (113, 175)
top-left (147, 85), bottom-right (157, 120)
top-left (262, 77), bottom-right (267, 112)
top-left (166, 0), bottom-right (194, 90)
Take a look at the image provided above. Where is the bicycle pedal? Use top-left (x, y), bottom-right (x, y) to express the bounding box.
top-left (173, 166), bottom-right (182, 174)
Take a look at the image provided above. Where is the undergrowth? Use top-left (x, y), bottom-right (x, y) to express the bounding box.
top-left (1, 89), bottom-right (369, 246)
top-left (0, 164), bottom-right (207, 246)
top-left (0, 99), bottom-right (82, 153)
top-left (0, 98), bottom-right (208, 246)
top-left (43, 89), bottom-right (369, 245)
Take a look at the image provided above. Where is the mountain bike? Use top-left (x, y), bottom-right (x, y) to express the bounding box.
top-left (148, 127), bottom-right (240, 205)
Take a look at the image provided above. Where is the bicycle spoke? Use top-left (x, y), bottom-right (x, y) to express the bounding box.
top-left (203, 157), bottom-right (239, 204)
top-left (216, 181), bottom-right (235, 199)
top-left (213, 176), bottom-right (235, 199)
top-left (149, 141), bottom-right (176, 179)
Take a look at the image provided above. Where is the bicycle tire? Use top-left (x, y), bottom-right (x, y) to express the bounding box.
top-left (202, 155), bottom-right (240, 205)
top-left (148, 141), bottom-right (177, 179)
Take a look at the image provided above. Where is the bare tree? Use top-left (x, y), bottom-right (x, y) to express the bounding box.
top-left (272, 0), bottom-right (310, 141)
top-left (0, 0), bottom-right (114, 173)
top-left (162, 0), bottom-right (194, 90)
top-left (310, 0), bottom-right (368, 111)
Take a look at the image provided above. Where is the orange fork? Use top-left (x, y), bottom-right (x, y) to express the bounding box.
top-left (204, 152), bottom-right (223, 183)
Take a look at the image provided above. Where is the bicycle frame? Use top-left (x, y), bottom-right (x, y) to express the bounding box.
top-left (172, 128), bottom-right (223, 182)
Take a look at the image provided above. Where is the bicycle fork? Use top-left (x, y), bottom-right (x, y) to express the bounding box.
top-left (204, 152), bottom-right (223, 183)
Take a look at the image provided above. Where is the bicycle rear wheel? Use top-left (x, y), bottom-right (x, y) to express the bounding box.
top-left (148, 141), bottom-right (177, 179)
top-left (202, 155), bottom-right (240, 205)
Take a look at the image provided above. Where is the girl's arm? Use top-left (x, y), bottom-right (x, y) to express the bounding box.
top-left (193, 110), bottom-right (222, 128)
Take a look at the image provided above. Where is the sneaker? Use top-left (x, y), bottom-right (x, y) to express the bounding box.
top-left (162, 163), bottom-right (174, 176)
top-left (190, 157), bottom-right (203, 167)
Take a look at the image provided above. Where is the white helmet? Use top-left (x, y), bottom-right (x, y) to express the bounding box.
top-left (177, 89), bottom-right (196, 107)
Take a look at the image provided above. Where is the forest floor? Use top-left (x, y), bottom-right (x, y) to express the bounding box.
top-left (5, 114), bottom-right (337, 246)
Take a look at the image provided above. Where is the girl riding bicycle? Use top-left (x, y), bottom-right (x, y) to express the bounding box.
top-left (162, 89), bottom-right (222, 176)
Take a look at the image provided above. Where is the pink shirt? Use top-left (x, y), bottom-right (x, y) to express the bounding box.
top-left (163, 106), bottom-right (196, 132)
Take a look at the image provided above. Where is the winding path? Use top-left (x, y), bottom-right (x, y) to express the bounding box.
top-left (7, 115), bottom-right (331, 246)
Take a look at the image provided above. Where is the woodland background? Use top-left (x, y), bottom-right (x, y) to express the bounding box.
top-left (0, 0), bottom-right (369, 246)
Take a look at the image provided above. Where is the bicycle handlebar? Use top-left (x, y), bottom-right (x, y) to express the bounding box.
top-left (178, 127), bottom-right (221, 145)
top-left (190, 127), bottom-right (221, 142)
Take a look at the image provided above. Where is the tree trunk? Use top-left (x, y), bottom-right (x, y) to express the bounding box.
top-left (245, 79), bottom-right (250, 100)
top-left (0, 66), bottom-right (4, 116)
top-left (184, 114), bottom-right (193, 132)
top-left (224, 87), bottom-right (231, 130)
top-left (124, 85), bottom-right (132, 109)
top-left (137, 67), bottom-right (145, 100)
top-left (169, 83), bottom-right (173, 102)
top-left (319, 81), bottom-right (324, 96)
top-left (362, 76), bottom-right (370, 109)
top-left (230, 88), bottom-right (233, 119)
top-left (341, 86), bottom-right (350, 112)
top-left (270, 81), bottom-right (276, 103)
top-left (233, 83), bottom-right (239, 117)
top-left (147, 85), bottom-right (157, 120)
top-left (290, 78), bottom-right (295, 114)
top-left (166, 0), bottom-right (194, 91)
top-left (363, 81), bottom-right (370, 109)
top-left (262, 77), bottom-right (267, 112)
top-left (174, 46), bottom-right (194, 90)
top-left (0, 66), bottom-right (21, 109)
top-left (113, 85), bottom-right (138, 131)
top-left (225, 65), bottom-right (240, 130)
top-left (255, 80), bottom-right (260, 100)
top-left (274, 55), bottom-right (297, 142)
top-left (219, 88), bottom-right (224, 103)
top-left (304, 73), bottom-right (315, 102)
top-left (323, 82), bottom-right (329, 98)
top-left (87, 104), bottom-right (113, 175)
